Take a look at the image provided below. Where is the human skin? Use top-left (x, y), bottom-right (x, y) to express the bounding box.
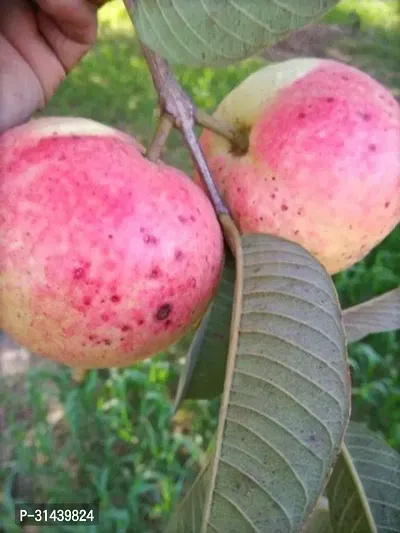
top-left (197, 58), bottom-right (400, 274)
top-left (0, 0), bottom-right (103, 133)
top-left (0, 117), bottom-right (224, 368)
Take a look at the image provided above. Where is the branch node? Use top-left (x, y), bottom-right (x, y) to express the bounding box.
top-left (123, 0), bottom-right (229, 217)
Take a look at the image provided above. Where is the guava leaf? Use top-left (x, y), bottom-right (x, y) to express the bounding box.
top-left (167, 216), bottom-right (350, 533)
top-left (343, 288), bottom-right (400, 344)
top-left (134, 0), bottom-right (339, 67)
top-left (327, 421), bottom-right (400, 533)
top-left (179, 285), bottom-right (400, 402)
top-left (173, 251), bottom-right (235, 408)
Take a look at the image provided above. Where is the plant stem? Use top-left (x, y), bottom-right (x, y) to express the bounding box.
top-left (195, 109), bottom-right (247, 153)
top-left (122, 0), bottom-right (229, 216)
top-left (146, 114), bottom-right (173, 162)
top-left (71, 368), bottom-right (87, 384)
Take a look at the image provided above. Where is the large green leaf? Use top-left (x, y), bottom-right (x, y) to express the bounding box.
top-left (327, 421), bottom-right (400, 533)
top-left (174, 252), bottom-right (235, 408)
top-left (173, 285), bottom-right (400, 405)
top-left (134, 0), bottom-right (339, 67)
top-left (343, 288), bottom-right (400, 344)
top-left (167, 216), bottom-right (350, 533)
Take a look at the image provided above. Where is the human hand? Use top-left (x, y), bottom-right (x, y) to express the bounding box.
top-left (0, 0), bottom-right (105, 133)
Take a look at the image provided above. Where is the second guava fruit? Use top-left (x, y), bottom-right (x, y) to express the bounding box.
top-left (0, 117), bottom-right (224, 368)
top-left (197, 58), bottom-right (399, 274)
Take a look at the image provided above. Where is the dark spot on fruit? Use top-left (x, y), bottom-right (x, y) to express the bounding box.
top-left (143, 234), bottom-right (157, 245)
top-left (165, 319), bottom-right (172, 328)
top-left (140, 227), bottom-right (145, 233)
top-left (271, 176), bottom-right (276, 181)
top-left (104, 339), bottom-right (111, 346)
top-left (349, 225), bottom-right (353, 230)
top-left (83, 297), bottom-right (91, 306)
top-left (297, 208), bottom-right (304, 215)
top-left (298, 112), bottom-right (306, 119)
top-left (190, 215), bottom-right (196, 222)
top-left (137, 319), bottom-right (145, 326)
top-left (108, 234), bottom-right (113, 239)
top-left (189, 277), bottom-right (197, 288)
top-left (178, 215), bottom-right (187, 224)
top-left (155, 303), bottom-right (172, 321)
top-left (326, 97), bottom-right (334, 103)
top-left (360, 112), bottom-right (371, 121)
top-left (101, 299), bottom-right (105, 304)
top-left (294, 230), bottom-right (299, 235)
top-left (270, 193), bottom-right (276, 199)
top-left (82, 343), bottom-right (86, 347)
top-left (237, 187), bottom-right (242, 192)
top-left (260, 217), bottom-right (264, 221)
top-left (73, 268), bottom-right (85, 280)
top-left (342, 75), bottom-right (349, 81)
top-left (281, 204), bottom-right (288, 211)
top-left (175, 250), bottom-right (184, 261)
top-left (385, 201), bottom-right (390, 208)
top-left (121, 324), bottom-right (131, 332)
top-left (111, 295), bottom-right (121, 303)
top-left (150, 267), bottom-right (160, 278)
top-left (101, 313), bottom-right (109, 322)
top-left (88, 334), bottom-right (96, 341)
top-left (368, 143), bottom-right (376, 152)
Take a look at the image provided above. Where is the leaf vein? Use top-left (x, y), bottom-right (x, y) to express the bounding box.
top-left (241, 309), bottom-right (343, 351)
top-left (213, 489), bottom-right (262, 533)
top-left (219, 455), bottom-right (293, 527)
top-left (233, 369), bottom-right (336, 451)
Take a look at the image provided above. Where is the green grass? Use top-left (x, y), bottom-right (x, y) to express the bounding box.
top-left (1, 1), bottom-right (399, 531)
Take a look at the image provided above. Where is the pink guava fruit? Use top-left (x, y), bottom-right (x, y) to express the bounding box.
top-left (196, 58), bottom-right (399, 274)
top-left (0, 117), bottom-right (224, 368)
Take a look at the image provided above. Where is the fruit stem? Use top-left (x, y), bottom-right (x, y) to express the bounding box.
top-left (146, 114), bottom-right (174, 162)
top-left (195, 109), bottom-right (248, 153)
top-left (71, 368), bottom-right (87, 384)
top-left (122, 0), bottom-right (229, 216)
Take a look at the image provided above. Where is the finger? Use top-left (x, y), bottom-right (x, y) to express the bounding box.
top-left (0, 34), bottom-right (45, 133)
top-left (0, 0), bottom-right (66, 100)
top-left (36, 0), bottom-right (99, 44)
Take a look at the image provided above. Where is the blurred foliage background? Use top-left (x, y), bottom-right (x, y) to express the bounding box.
top-left (0, 0), bottom-right (399, 531)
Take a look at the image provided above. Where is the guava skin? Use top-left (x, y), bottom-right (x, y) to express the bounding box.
top-left (0, 117), bottom-right (224, 368)
top-left (197, 58), bottom-right (399, 274)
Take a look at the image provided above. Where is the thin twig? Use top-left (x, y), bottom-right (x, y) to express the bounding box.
top-left (122, 0), bottom-right (229, 216)
top-left (180, 123), bottom-right (228, 215)
top-left (146, 114), bottom-right (174, 162)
